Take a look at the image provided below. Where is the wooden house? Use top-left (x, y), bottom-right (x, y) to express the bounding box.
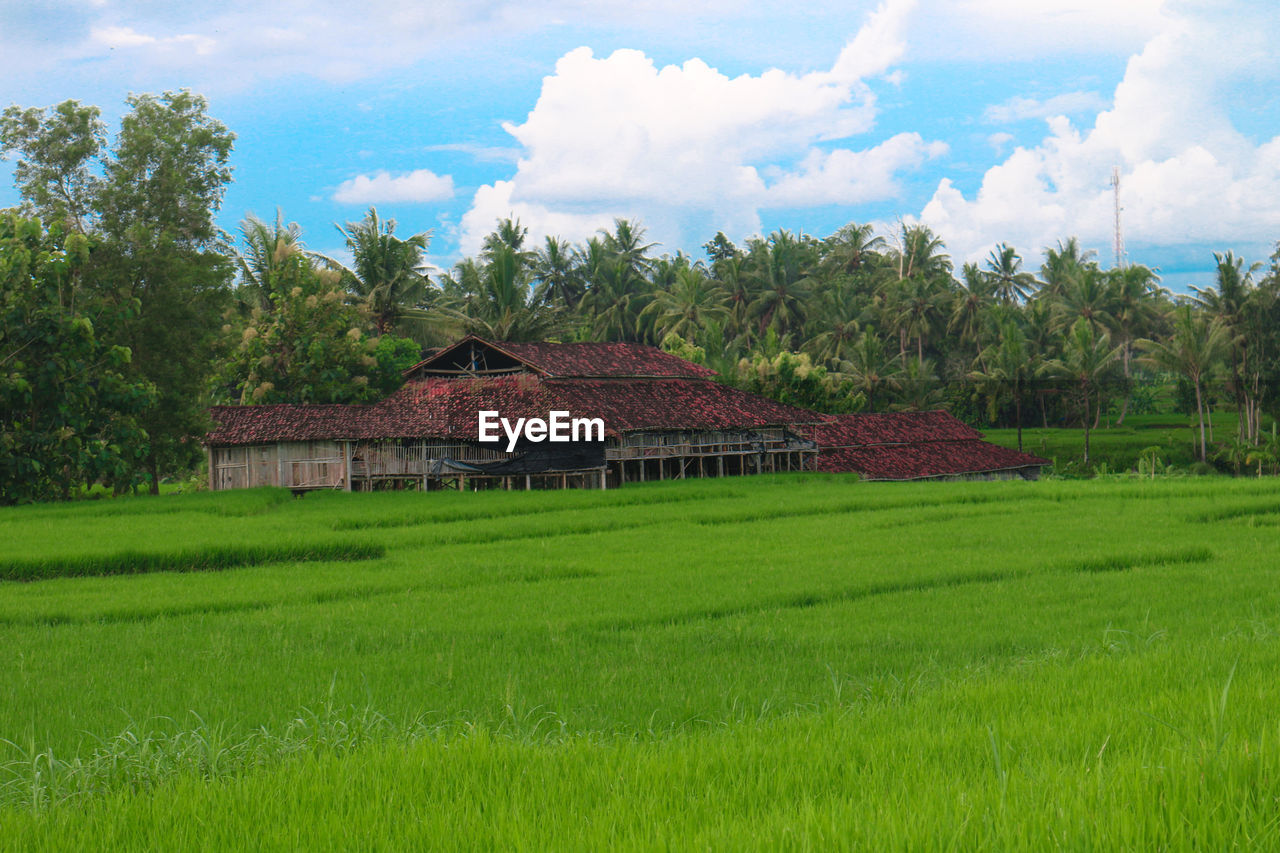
top-left (206, 336), bottom-right (821, 491)
top-left (205, 336), bottom-right (1046, 491)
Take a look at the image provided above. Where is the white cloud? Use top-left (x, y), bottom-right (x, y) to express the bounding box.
top-left (764, 133), bottom-right (948, 207)
top-left (987, 132), bottom-right (1014, 154)
top-left (332, 169), bottom-right (455, 205)
top-left (90, 24), bottom-right (216, 55)
top-left (458, 0), bottom-right (940, 255)
top-left (919, 2), bottom-right (1280, 266)
top-left (984, 91), bottom-right (1109, 124)
top-left (916, 0), bottom-right (1171, 60)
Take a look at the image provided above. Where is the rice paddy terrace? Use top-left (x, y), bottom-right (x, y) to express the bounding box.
top-left (2, 475), bottom-right (1280, 849)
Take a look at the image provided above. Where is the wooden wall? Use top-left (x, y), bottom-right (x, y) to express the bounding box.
top-left (211, 441), bottom-right (346, 490)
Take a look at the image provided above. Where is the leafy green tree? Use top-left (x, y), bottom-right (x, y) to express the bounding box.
top-left (735, 350), bottom-right (863, 413)
top-left (216, 252), bottom-right (417, 404)
top-left (0, 215), bottom-right (154, 503)
top-left (93, 92), bottom-right (235, 492)
top-left (0, 100), bottom-right (104, 235)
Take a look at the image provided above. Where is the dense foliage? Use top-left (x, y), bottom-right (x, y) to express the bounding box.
top-left (214, 248), bottom-right (419, 405)
top-left (0, 215), bottom-right (154, 503)
top-left (2, 93), bottom-right (235, 494)
top-left (6, 91), bottom-right (1280, 498)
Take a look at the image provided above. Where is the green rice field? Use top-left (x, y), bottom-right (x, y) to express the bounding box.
top-left (3, 474), bottom-right (1280, 849)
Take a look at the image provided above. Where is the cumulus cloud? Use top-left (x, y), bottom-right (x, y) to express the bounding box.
top-left (920, 1), bottom-right (1280, 266)
top-left (333, 169), bottom-right (455, 204)
top-left (459, 0), bottom-right (939, 255)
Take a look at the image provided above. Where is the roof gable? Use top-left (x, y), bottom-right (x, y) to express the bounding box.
top-left (403, 335), bottom-right (718, 380)
top-left (404, 337), bottom-right (537, 378)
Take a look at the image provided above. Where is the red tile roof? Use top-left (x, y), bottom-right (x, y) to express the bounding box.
top-left (814, 440), bottom-right (1048, 480)
top-left (802, 410), bottom-right (984, 446)
top-left (206, 376), bottom-right (818, 445)
top-left (806, 411), bottom-right (1048, 480)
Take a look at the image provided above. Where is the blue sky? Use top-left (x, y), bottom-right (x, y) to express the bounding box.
top-left (3, 1), bottom-right (1278, 292)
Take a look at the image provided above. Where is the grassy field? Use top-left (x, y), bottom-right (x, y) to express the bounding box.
top-left (983, 411), bottom-right (1247, 472)
top-left (3, 475), bottom-right (1280, 848)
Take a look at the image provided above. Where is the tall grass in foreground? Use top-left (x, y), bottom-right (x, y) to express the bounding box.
top-left (4, 476), bottom-right (1280, 848)
top-left (4, 636), bottom-right (1279, 850)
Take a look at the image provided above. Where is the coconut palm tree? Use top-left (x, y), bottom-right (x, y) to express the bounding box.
top-left (643, 264), bottom-right (729, 341)
top-left (1039, 237), bottom-right (1096, 301)
top-left (531, 236), bottom-right (583, 310)
top-left (840, 329), bottom-right (904, 412)
top-left (580, 243), bottom-right (652, 343)
top-left (1106, 263), bottom-right (1164, 425)
top-left (882, 223), bottom-right (952, 363)
top-left (892, 274), bottom-right (951, 369)
top-left (439, 243), bottom-right (558, 342)
top-left (1192, 251), bottom-right (1265, 442)
top-left (970, 321), bottom-right (1037, 451)
top-left (482, 217), bottom-right (536, 270)
top-left (330, 207), bottom-right (433, 338)
top-left (746, 230), bottom-right (815, 339)
top-left (1053, 265), bottom-right (1116, 336)
top-left (949, 262), bottom-right (998, 366)
top-left (233, 210), bottom-right (307, 311)
top-left (1137, 305), bottom-right (1229, 463)
top-left (806, 279), bottom-right (867, 366)
top-left (984, 243), bottom-right (1038, 305)
top-left (821, 222), bottom-right (885, 277)
top-left (1045, 318), bottom-right (1122, 464)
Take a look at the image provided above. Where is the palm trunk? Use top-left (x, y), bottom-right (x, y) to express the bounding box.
top-left (1195, 380), bottom-right (1206, 463)
top-left (1015, 394), bottom-right (1023, 453)
top-left (1082, 385), bottom-right (1091, 465)
top-left (1116, 344), bottom-right (1131, 426)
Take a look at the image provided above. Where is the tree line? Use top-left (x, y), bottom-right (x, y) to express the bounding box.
top-left (4, 93), bottom-right (1280, 503)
